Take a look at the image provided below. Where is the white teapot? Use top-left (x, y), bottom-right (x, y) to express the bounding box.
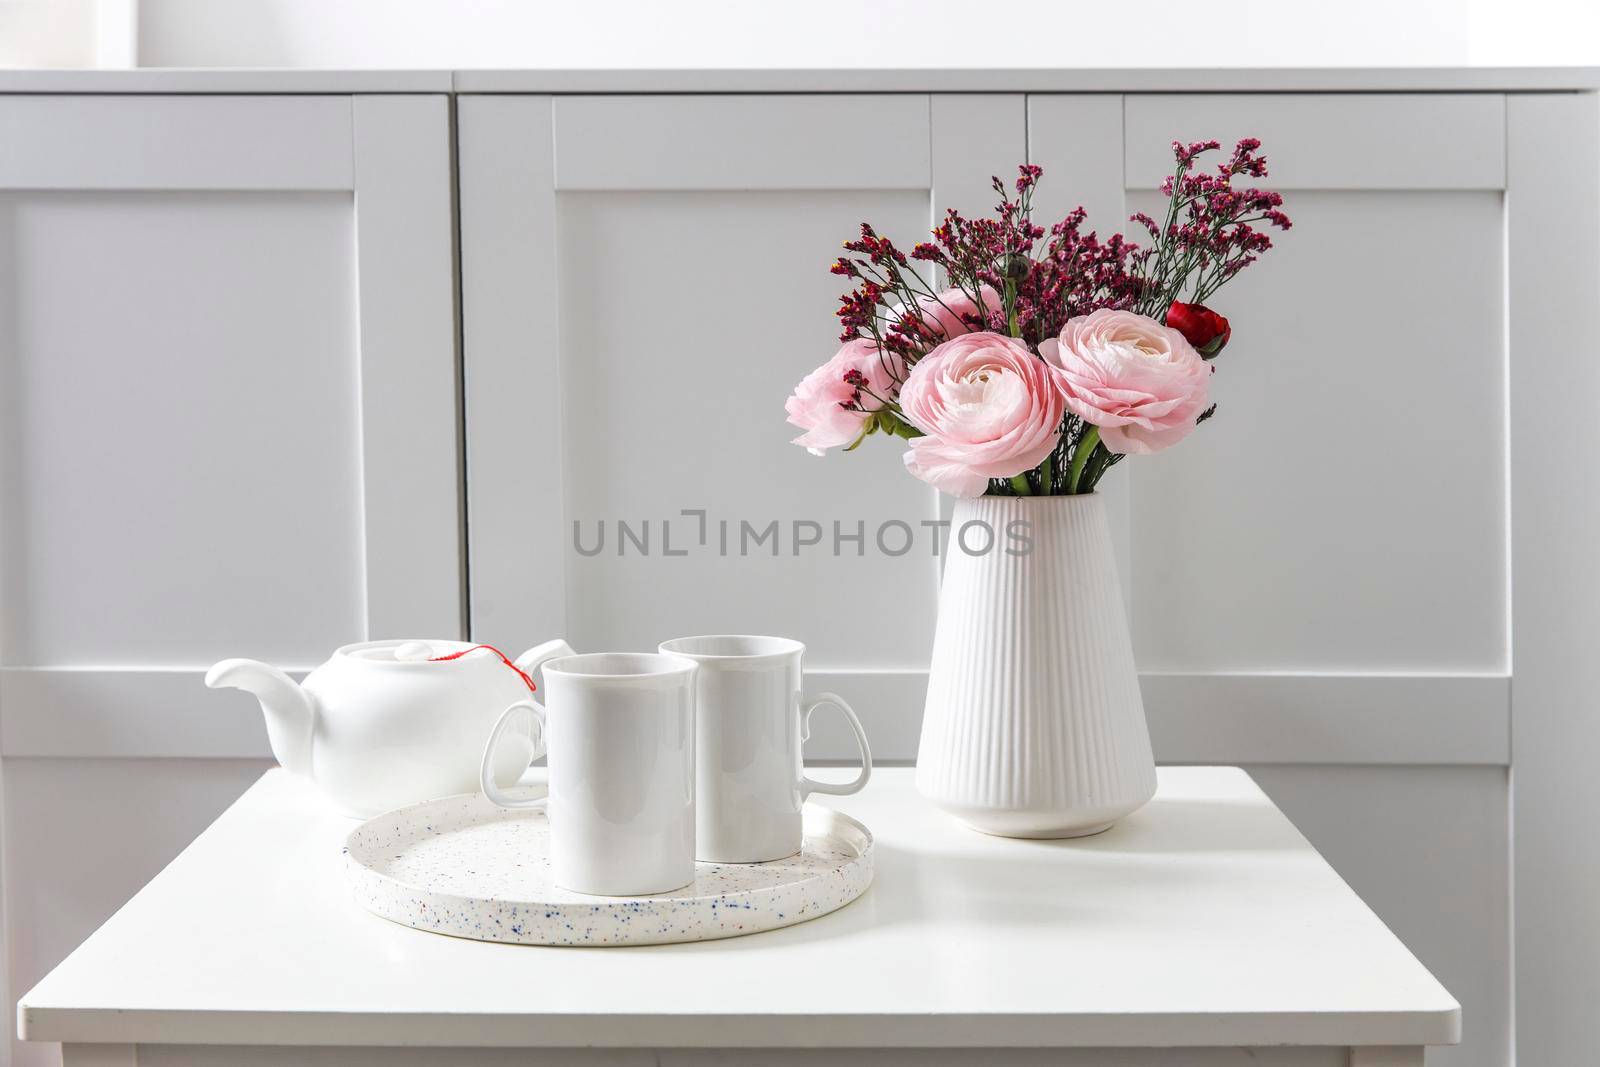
top-left (206, 638), bottom-right (574, 817)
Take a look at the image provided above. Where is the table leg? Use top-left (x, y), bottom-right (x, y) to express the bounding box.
top-left (61, 1046), bottom-right (138, 1067)
top-left (1349, 1048), bottom-right (1425, 1067)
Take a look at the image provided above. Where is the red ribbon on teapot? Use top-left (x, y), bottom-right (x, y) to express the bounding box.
top-left (428, 644), bottom-right (537, 694)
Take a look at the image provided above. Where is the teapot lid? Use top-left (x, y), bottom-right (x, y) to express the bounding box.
top-left (333, 640), bottom-right (538, 694)
top-left (338, 639), bottom-right (473, 663)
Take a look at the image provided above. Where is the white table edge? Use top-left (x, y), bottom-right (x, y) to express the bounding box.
top-left (19, 1005), bottom-right (1461, 1049)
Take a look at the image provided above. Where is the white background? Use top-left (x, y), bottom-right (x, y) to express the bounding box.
top-left (0, 5), bottom-right (1595, 1067)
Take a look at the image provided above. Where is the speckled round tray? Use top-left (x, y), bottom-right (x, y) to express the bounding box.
top-left (342, 790), bottom-right (873, 946)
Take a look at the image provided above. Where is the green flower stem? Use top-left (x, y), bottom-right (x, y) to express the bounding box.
top-left (885, 415), bottom-right (923, 440)
top-left (1009, 473), bottom-right (1032, 496)
top-left (1066, 426), bottom-right (1100, 494)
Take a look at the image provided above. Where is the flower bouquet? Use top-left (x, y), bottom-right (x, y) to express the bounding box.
top-left (786, 140), bottom-right (1290, 838)
top-left (787, 139), bottom-right (1290, 495)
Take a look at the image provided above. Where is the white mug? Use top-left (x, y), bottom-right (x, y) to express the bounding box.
top-left (479, 645), bottom-right (698, 896)
top-left (658, 635), bottom-right (871, 863)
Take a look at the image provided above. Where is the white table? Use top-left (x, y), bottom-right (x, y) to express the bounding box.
top-left (19, 767), bottom-right (1458, 1066)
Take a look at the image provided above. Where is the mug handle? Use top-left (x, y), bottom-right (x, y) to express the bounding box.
top-left (480, 700), bottom-right (549, 810)
top-left (799, 692), bottom-right (873, 799)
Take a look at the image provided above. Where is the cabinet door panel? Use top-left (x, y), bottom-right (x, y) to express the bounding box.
top-left (557, 188), bottom-right (936, 663)
top-left (461, 94), bottom-right (1026, 751)
top-left (0, 95), bottom-right (461, 750)
top-left (1030, 93), bottom-right (1511, 751)
top-left (1126, 189), bottom-right (1504, 673)
top-left (0, 191), bottom-right (363, 664)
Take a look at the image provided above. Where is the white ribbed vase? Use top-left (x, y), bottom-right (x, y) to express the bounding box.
top-left (915, 494), bottom-right (1156, 838)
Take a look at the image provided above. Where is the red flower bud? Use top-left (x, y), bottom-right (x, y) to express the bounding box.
top-left (1167, 301), bottom-right (1231, 358)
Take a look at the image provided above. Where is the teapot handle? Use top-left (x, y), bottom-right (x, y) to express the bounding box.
top-left (490, 639), bottom-right (574, 780)
top-left (513, 638), bottom-right (576, 687)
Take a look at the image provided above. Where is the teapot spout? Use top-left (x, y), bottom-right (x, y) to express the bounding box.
top-left (205, 659), bottom-right (316, 777)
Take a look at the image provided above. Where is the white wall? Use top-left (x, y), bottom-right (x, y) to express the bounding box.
top-left (1, 1), bottom-right (100, 67)
top-left (129, 0), bottom-right (1600, 69)
top-left (0, 0), bottom-right (135, 68)
top-left (4, 0), bottom-right (1599, 71)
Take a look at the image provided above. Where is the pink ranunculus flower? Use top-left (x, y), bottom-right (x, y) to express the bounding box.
top-left (892, 284), bottom-right (1001, 342)
top-left (898, 331), bottom-right (1066, 498)
top-left (786, 338), bottom-right (903, 455)
top-left (1040, 308), bottom-right (1211, 455)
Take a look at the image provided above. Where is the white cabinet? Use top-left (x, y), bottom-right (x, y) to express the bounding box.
top-left (0, 91), bottom-right (461, 1067)
top-left (459, 91), bottom-right (1520, 766)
